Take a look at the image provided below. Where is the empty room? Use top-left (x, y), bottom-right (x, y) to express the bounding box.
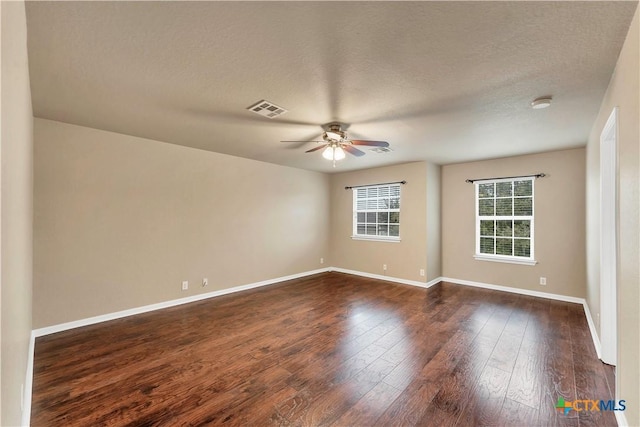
top-left (2, 1), bottom-right (639, 426)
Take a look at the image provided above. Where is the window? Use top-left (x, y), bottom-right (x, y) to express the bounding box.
top-left (475, 177), bottom-right (535, 265)
top-left (352, 184), bottom-right (400, 241)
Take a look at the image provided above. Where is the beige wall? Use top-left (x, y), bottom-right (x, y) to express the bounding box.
top-left (329, 161), bottom-right (431, 282)
top-left (33, 119), bottom-right (330, 328)
top-left (586, 7), bottom-right (639, 425)
top-left (1, 1), bottom-right (34, 425)
top-left (442, 148), bottom-right (586, 298)
top-left (426, 163), bottom-right (441, 281)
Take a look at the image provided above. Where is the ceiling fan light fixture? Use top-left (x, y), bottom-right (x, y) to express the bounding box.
top-left (322, 145), bottom-right (346, 162)
top-left (322, 146), bottom-right (335, 160)
top-left (290, 122), bottom-right (389, 165)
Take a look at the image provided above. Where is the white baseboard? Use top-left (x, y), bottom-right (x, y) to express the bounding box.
top-left (22, 331), bottom-right (35, 427)
top-left (33, 270), bottom-right (590, 338)
top-left (25, 267), bottom-right (327, 426)
top-left (33, 268), bottom-right (331, 337)
top-left (425, 276), bottom-right (442, 288)
top-left (329, 267), bottom-right (438, 289)
top-left (440, 276), bottom-right (585, 304)
top-left (582, 301), bottom-right (602, 359)
top-left (26, 269), bottom-right (608, 427)
top-left (440, 276), bottom-right (604, 364)
top-left (615, 410), bottom-right (628, 426)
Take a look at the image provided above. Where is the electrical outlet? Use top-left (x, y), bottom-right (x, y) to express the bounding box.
top-left (383, 264), bottom-right (387, 271)
top-left (181, 280), bottom-right (189, 291)
top-left (202, 278), bottom-right (208, 287)
top-left (419, 269), bottom-right (425, 277)
top-left (320, 257), bottom-right (324, 264)
top-left (539, 277), bottom-right (547, 286)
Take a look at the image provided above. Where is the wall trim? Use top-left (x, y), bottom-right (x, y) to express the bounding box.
top-left (440, 276), bottom-right (585, 304)
top-left (425, 276), bottom-right (442, 288)
top-left (582, 300), bottom-right (602, 359)
top-left (615, 410), bottom-right (628, 427)
top-left (32, 272), bottom-right (594, 338)
top-left (22, 331), bottom-right (35, 427)
top-left (329, 267), bottom-right (438, 289)
top-left (440, 276), bottom-right (604, 363)
top-left (25, 270), bottom-right (611, 425)
top-left (33, 268), bottom-right (331, 338)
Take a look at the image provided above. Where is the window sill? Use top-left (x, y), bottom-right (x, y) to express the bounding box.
top-left (351, 236), bottom-right (401, 243)
top-left (474, 254), bottom-right (537, 266)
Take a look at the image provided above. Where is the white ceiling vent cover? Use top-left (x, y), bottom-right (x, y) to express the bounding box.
top-left (247, 100), bottom-right (288, 119)
top-left (370, 146), bottom-right (393, 153)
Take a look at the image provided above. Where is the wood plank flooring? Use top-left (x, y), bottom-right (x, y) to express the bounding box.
top-left (31, 272), bottom-right (616, 426)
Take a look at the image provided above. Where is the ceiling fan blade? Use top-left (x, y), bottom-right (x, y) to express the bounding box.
top-left (280, 141), bottom-right (311, 150)
top-left (350, 140), bottom-right (390, 147)
top-left (281, 140), bottom-right (325, 150)
top-left (305, 144), bottom-right (328, 153)
top-left (343, 145), bottom-right (366, 157)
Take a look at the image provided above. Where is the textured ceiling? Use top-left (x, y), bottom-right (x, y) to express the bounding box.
top-left (25, 1), bottom-right (638, 173)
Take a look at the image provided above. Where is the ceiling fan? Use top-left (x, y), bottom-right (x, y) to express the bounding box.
top-left (282, 122), bottom-right (390, 167)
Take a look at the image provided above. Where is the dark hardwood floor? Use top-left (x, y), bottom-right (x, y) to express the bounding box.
top-left (31, 272), bottom-right (616, 426)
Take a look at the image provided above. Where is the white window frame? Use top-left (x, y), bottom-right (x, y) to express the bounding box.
top-left (474, 177), bottom-right (537, 265)
top-left (352, 183), bottom-right (401, 242)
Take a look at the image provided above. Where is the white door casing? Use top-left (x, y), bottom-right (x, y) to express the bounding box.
top-left (599, 106), bottom-right (618, 366)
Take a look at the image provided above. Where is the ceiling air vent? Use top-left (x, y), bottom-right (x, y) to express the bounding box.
top-left (247, 100), bottom-right (288, 119)
top-left (370, 146), bottom-right (393, 153)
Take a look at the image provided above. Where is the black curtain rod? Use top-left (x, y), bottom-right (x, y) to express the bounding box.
top-left (465, 173), bottom-right (546, 184)
top-left (345, 180), bottom-right (407, 190)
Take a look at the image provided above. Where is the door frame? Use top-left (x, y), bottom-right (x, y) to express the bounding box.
top-left (599, 106), bottom-right (618, 366)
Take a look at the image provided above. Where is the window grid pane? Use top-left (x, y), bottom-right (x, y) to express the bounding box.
top-left (496, 238), bottom-right (513, 256)
top-left (514, 238), bottom-right (531, 257)
top-left (480, 220), bottom-right (494, 236)
top-left (496, 181), bottom-right (512, 197)
top-left (514, 180), bottom-right (532, 197)
top-left (496, 198), bottom-right (513, 216)
top-left (478, 183), bottom-right (495, 198)
top-left (480, 237), bottom-right (495, 254)
top-left (514, 220), bottom-right (530, 238)
top-left (479, 199), bottom-right (494, 216)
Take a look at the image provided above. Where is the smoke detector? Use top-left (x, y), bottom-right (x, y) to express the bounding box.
top-left (531, 96), bottom-right (552, 109)
top-left (247, 100), bottom-right (288, 118)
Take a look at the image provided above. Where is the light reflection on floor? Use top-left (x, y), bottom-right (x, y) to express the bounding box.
top-left (336, 303), bottom-right (413, 398)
